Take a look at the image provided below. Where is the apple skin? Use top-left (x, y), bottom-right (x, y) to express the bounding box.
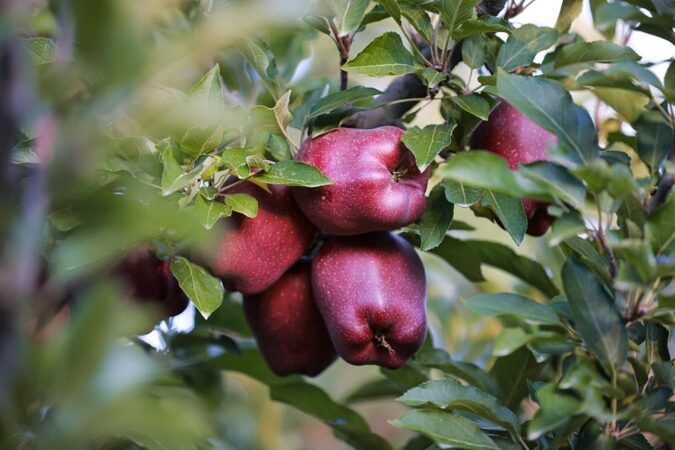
top-left (470, 101), bottom-right (557, 236)
top-left (210, 182), bottom-right (317, 295)
top-left (118, 250), bottom-right (189, 318)
top-left (293, 127), bottom-right (430, 236)
top-left (243, 259), bottom-right (337, 377)
top-left (311, 232), bottom-right (427, 369)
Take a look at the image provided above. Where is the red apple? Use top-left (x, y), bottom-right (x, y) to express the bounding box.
top-left (293, 127), bottom-right (429, 236)
top-left (243, 259), bottom-right (337, 376)
top-left (311, 232), bottom-right (427, 369)
top-left (118, 249), bottom-right (189, 318)
top-left (210, 182), bottom-right (317, 294)
top-left (470, 101), bottom-right (557, 236)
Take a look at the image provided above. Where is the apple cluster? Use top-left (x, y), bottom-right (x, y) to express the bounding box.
top-left (209, 102), bottom-right (558, 376)
top-left (210, 126), bottom-right (430, 376)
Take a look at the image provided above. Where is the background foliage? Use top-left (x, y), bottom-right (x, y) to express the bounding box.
top-left (0, 0), bottom-right (673, 449)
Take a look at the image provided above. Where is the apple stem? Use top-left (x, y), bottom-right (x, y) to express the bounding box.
top-left (391, 168), bottom-right (408, 183)
top-left (374, 334), bottom-right (395, 354)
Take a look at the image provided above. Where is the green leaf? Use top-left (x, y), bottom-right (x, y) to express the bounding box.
top-left (497, 71), bottom-right (599, 164)
top-left (24, 37), bottom-right (55, 65)
top-left (343, 32), bottom-right (416, 77)
top-left (189, 64), bottom-right (225, 109)
top-left (271, 382), bottom-right (392, 450)
top-left (520, 161), bottom-right (587, 209)
top-left (562, 237), bottom-right (612, 284)
top-left (391, 409), bottom-right (499, 450)
top-left (463, 293), bottom-right (563, 326)
top-left (548, 212), bottom-right (585, 246)
top-left (223, 193), bottom-right (258, 218)
top-left (594, 2), bottom-right (643, 31)
top-left (555, 0), bottom-right (583, 32)
top-left (562, 257), bottom-right (628, 371)
top-left (439, 151), bottom-right (540, 197)
top-left (443, 179), bottom-right (483, 207)
top-left (254, 160), bottom-right (333, 187)
top-left (429, 237), bottom-right (485, 282)
top-left (402, 122), bottom-right (457, 171)
top-left (497, 25), bottom-right (558, 72)
top-left (160, 143), bottom-right (184, 192)
top-left (492, 329), bottom-right (571, 358)
top-left (251, 90), bottom-right (294, 144)
top-left (214, 349), bottom-right (391, 449)
top-left (467, 240), bottom-right (560, 297)
top-left (481, 191), bottom-right (526, 246)
top-left (400, 2), bottom-right (434, 42)
top-left (492, 328), bottom-right (532, 356)
top-left (194, 195), bottom-right (232, 229)
top-left (377, 0), bottom-right (401, 23)
top-left (462, 35), bottom-right (486, 69)
top-left (398, 378), bottom-right (520, 437)
top-left (527, 383), bottom-right (583, 440)
top-left (593, 87), bottom-right (649, 122)
top-left (305, 86), bottom-right (381, 122)
top-left (665, 60), bottom-right (675, 102)
top-left (450, 93), bottom-right (493, 120)
top-left (238, 40), bottom-right (282, 99)
top-left (304, 15), bottom-right (331, 35)
top-left (453, 17), bottom-right (512, 40)
top-left (418, 185), bottom-right (454, 251)
top-left (414, 348), bottom-right (500, 397)
top-left (162, 156), bottom-right (218, 196)
top-left (419, 67), bottom-right (448, 88)
top-left (344, 378), bottom-right (402, 404)
top-left (554, 41), bottom-right (641, 69)
top-left (645, 193), bottom-right (675, 255)
top-left (328, 0), bottom-right (371, 35)
top-left (438, 0), bottom-right (482, 35)
top-left (180, 126), bottom-right (223, 158)
top-left (634, 110), bottom-right (674, 174)
top-left (490, 348), bottom-right (541, 409)
top-left (170, 256), bottom-right (224, 319)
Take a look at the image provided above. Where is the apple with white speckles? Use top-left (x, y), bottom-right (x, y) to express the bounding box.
top-left (292, 127), bottom-right (430, 236)
top-left (209, 182), bottom-right (317, 295)
top-left (243, 259), bottom-right (337, 376)
top-left (311, 232), bottom-right (427, 369)
top-left (470, 101), bottom-right (557, 236)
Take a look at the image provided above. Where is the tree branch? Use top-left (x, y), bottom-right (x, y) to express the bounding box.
top-left (344, 0), bottom-right (506, 129)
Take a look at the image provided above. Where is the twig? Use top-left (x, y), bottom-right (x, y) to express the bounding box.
top-left (328, 21), bottom-right (351, 91)
top-left (646, 173), bottom-right (673, 214)
top-left (344, 0), bottom-right (500, 129)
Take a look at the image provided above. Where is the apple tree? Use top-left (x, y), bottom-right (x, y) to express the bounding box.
top-left (0, 0), bottom-right (673, 449)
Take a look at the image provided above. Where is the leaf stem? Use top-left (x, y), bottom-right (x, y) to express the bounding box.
top-left (329, 21), bottom-right (351, 91)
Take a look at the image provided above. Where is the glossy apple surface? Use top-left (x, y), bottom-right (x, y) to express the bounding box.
top-left (311, 232), bottom-right (427, 369)
top-left (293, 127), bottom-right (429, 236)
top-left (210, 182), bottom-right (317, 294)
top-left (243, 259), bottom-right (337, 376)
top-left (470, 101), bottom-right (557, 236)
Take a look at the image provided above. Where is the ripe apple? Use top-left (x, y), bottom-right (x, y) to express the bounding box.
top-left (311, 232), bottom-right (427, 369)
top-left (243, 259), bottom-right (337, 377)
top-left (293, 127), bottom-right (429, 236)
top-left (118, 249), bottom-right (189, 318)
top-left (210, 182), bottom-right (317, 294)
top-left (470, 101), bottom-right (557, 236)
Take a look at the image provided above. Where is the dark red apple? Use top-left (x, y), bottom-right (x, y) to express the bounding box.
top-left (118, 249), bottom-right (189, 318)
top-left (243, 259), bottom-right (337, 377)
top-left (293, 127), bottom-right (429, 236)
top-left (470, 101), bottom-right (557, 236)
top-left (311, 232), bottom-right (427, 369)
top-left (210, 182), bottom-right (317, 294)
